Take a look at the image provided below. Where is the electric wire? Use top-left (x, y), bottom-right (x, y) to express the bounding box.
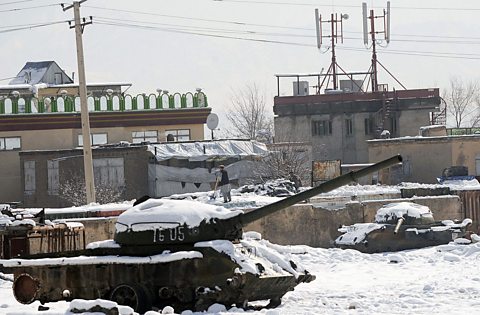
top-left (93, 20), bottom-right (480, 60)
top-left (0, 20), bottom-right (71, 33)
top-left (85, 5), bottom-right (312, 30)
top-left (0, 2), bottom-right (62, 13)
top-left (0, 0), bottom-right (34, 6)
top-left (210, 0), bottom-right (480, 11)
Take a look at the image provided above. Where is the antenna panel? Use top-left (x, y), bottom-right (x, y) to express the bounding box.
top-left (362, 3), bottom-right (368, 45)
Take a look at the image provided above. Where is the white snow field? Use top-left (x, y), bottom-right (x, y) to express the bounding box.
top-left (1, 240), bottom-right (480, 315)
top-left (1, 180), bottom-right (480, 314)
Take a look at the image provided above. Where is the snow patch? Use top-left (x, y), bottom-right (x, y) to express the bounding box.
top-left (375, 202), bottom-right (433, 222)
top-left (116, 198), bottom-right (243, 231)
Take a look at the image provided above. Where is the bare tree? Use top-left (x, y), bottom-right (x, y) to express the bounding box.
top-left (59, 171), bottom-right (124, 206)
top-left (255, 129), bottom-right (312, 186)
top-left (443, 77), bottom-right (479, 128)
top-left (226, 83), bottom-right (273, 141)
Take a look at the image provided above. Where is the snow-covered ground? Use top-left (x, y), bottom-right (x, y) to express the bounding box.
top-left (2, 179), bottom-right (480, 314)
top-left (2, 240), bottom-right (480, 315)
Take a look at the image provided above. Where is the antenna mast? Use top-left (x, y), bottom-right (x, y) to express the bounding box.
top-left (362, 1), bottom-right (392, 92)
top-left (315, 9), bottom-right (348, 91)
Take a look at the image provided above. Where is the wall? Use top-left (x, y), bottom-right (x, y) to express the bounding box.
top-left (20, 146), bottom-right (150, 207)
top-left (368, 135), bottom-right (480, 184)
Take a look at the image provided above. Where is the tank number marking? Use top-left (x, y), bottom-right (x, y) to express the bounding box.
top-left (153, 227), bottom-right (185, 242)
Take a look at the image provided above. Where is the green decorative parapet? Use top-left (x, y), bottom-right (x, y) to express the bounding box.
top-left (0, 91), bottom-right (208, 114)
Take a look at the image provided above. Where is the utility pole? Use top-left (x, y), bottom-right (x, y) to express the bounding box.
top-left (63, 1), bottom-right (96, 203)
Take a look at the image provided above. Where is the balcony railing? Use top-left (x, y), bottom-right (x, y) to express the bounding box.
top-left (0, 91), bottom-right (208, 115)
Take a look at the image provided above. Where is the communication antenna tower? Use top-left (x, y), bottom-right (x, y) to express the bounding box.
top-left (362, 1), bottom-right (404, 92)
top-left (314, 9), bottom-right (349, 91)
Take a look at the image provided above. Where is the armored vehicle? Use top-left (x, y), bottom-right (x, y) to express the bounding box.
top-left (2, 155), bottom-right (402, 313)
top-left (335, 202), bottom-right (472, 253)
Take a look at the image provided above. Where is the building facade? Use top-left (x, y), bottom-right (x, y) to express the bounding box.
top-left (273, 88), bottom-right (441, 164)
top-left (19, 140), bottom-right (268, 207)
top-left (0, 91), bottom-right (210, 204)
top-left (368, 131), bottom-right (480, 184)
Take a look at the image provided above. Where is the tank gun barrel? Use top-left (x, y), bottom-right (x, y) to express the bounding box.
top-left (394, 217), bottom-right (404, 234)
top-left (241, 155), bottom-right (403, 225)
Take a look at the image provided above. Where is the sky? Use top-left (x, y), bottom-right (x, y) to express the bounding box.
top-left (1, 0), bottom-right (480, 134)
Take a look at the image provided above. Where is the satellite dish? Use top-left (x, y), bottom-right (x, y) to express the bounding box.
top-left (206, 113), bottom-right (219, 130)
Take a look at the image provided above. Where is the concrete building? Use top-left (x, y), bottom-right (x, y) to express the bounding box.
top-left (368, 126), bottom-right (480, 184)
top-left (0, 90), bottom-right (210, 204)
top-left (19, 140), bottom-right (269, 207)
top-left (273, 83), bottom-right (442, 164)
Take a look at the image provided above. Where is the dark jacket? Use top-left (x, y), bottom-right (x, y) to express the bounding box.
top-left (218, 170), bottom-right (230, 186)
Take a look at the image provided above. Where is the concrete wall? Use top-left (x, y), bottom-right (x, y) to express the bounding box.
top-left (369, 135), bottom-right (480, 183)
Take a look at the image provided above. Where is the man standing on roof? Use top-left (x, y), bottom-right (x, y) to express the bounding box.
top-left (217, 165), bottom-right (232, 203)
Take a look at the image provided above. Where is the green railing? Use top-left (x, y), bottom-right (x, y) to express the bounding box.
top-left (0, 91), bottom-right (208, 115)
top-left (447, 128), bottom-right (480, 136)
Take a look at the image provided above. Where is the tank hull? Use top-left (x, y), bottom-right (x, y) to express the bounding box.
top-left (3, 246), bottom-right (314, 312)
top-left (335, 222), bottom-right (471, 253)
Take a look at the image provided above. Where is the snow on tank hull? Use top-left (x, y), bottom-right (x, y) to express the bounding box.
top-left (2, 240), bottom-right (314, 313)
top-left (335, 220), bottom-right (472, 254)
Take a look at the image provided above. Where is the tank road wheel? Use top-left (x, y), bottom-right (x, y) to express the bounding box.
top-left (110, 284), bottom-right (152, 313)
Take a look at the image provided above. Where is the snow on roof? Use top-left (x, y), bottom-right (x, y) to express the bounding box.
top-left (115, 198), bottom-right (243, 232)
top-left (9, 61), bottom-right (55, 85)
top-left (0, 251), bottom-right (202, 268)
top-left (148, 140), bottom-right (270, 161)
top-left (375, 202), bottom-right (433, 223)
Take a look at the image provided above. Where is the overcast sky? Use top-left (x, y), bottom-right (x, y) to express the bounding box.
top-left (1, 0), bottom-right (479, 134)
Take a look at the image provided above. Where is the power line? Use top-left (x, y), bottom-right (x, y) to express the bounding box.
top-left (94, 16), bottom-right (313, 38)
top-left (0, 2), bottom-right (61, 13)
top-left (0, 20), bottom-right (70, 33)
top-left (211, 0), bottom-right (480, 11)
top-left (87, 7), bottom-right (480, 42)
top-left (94, 15), bottom-right (480, 45)
top-left (85, 5), bottom-right (311, 30)
top-left (94, 21), bottom-right (313, 47)
top-left (0, 0), bottom-right (34, 6)
top-left (93, 20), bottom-right (480, 60)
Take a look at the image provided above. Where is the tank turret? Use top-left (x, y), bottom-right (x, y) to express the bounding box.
top-left (114, 155), bottom-right (403, 246)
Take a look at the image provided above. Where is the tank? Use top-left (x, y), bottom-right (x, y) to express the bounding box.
top-left (1, 155), bottom-right (402, 313)
top-left (334, 201), bottom-right (472, 253)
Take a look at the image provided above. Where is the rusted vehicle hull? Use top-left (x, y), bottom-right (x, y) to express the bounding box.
top-left (4, 247), bottom-right (313, 313)
top-left (335, 223), bottom-right (471, 253)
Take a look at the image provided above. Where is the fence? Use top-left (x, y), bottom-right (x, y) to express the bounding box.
top-left (0, 91), bottom-right (208, 115)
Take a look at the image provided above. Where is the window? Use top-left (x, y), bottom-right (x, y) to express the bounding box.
top-left (0, 137), bottom-right (21, 151)
top-left (24, 161), bottom-right (36, 195)
top-left (93, 158), bottom-right (125, 188)
top-left (47, 160), bottom-right (59, 195)
top-left (364, 118), bottom-right (375, 135)
top-left (132, 130), bottom-right (158, 143)
top-left (312, 120), bottom-right (332, 136)
top-left (165, 129), bottom-right (191, 141)
top-left (345, 118), bottom-right (353, 136)
top-left (78, 133), bottom-right (108, 146)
